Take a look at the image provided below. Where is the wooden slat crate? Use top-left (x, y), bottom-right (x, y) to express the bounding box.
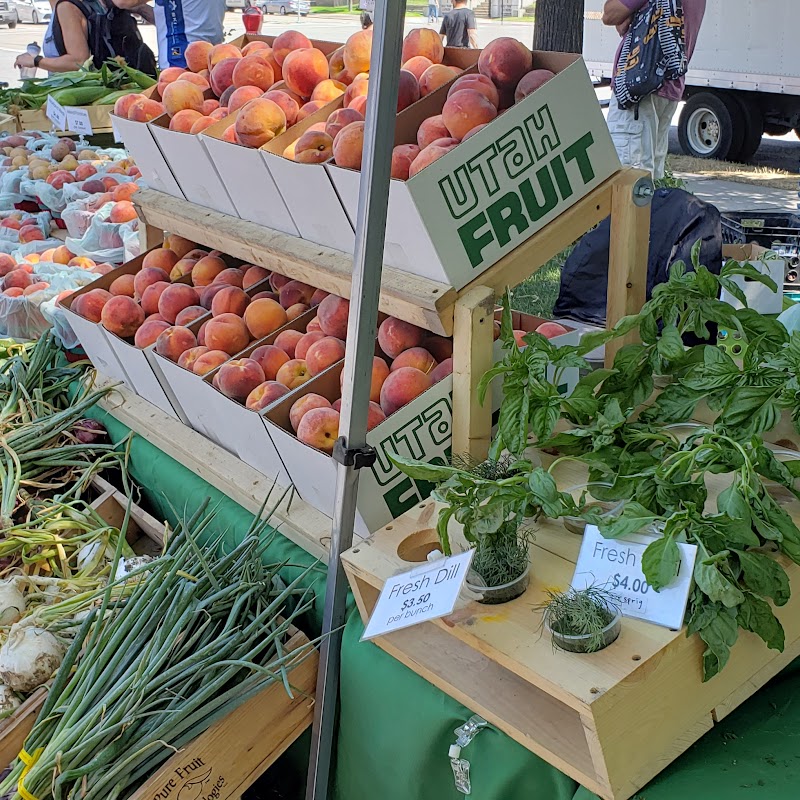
top-left (15, 105), bottom-right (114, 135)
top-left (341, 460), bottom-right (800, 800)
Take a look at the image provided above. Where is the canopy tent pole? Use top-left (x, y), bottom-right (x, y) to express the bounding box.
top-left (305, 2), bottom-right (408, 798)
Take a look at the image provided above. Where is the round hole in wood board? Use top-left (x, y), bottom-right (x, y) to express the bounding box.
top-left (590, 687), bottom-right (600, 694)
top-left (386, 525), bottom-right (393, 530)
top-left (397, 528), bottom-right (440, 563)
top-left (631, 654), bottom-right (642, 662)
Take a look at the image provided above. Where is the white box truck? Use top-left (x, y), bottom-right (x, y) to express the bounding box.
top-left (582, 0), bottom-right (800, 161)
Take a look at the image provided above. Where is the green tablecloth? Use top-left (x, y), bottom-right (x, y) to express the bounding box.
top-left (94, 409), bottom-right (800, 800)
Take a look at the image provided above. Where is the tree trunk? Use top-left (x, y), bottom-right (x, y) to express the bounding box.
top-left (533, 0), bottom-right (585, 53)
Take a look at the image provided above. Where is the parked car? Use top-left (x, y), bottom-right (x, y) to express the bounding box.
top-left (0, 0), bottom-right (17, 27)
top-left (225, 0), bottom-right (248, 8)
top-left (261, 0), bottom-right (310, 16)
top-left (13, 0), bottom-right (51, 24)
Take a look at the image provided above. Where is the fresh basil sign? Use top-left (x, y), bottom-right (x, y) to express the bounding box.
top-left (572, 525), bottom-right (697, 629)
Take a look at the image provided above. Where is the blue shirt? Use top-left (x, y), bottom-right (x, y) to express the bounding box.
top-left (154, 0), bottom-right (226, 69)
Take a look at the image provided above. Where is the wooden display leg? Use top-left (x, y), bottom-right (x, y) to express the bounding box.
top-left (451, 285), bottom-right (496, 462)
top-left (605, 169), bottom-right (651, 367)
top-left (138, 220), bottom-right (164, 253)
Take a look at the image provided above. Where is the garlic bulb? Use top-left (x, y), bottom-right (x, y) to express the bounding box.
top-left (0, 624), bottom-right (64, 692)
top-left (0, 683), bottom-right (20, 717)
top-left (0, 579), bottom-right (25, 626)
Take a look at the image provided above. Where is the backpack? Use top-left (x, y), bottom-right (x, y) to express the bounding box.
top-left (53, 0), bottom-right (157, 77)
top-left (612, 0), bottom-right (688, 110)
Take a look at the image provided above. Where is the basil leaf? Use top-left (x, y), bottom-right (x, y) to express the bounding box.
top-left (717, 275), bottom-right (748, 307)
top-left (718, 386), bottom-right (781, 439)
top-left (734, 550), bottom-right (790, 607)
top-left (389, 453), bottom-right (463, 483)
top-left (716, 484), bottom-right (751, 523)
top-left (642, 383), bottom-right (704, 424)
top-left (722, 261), bottom-right (779, 293)
top-left (642, 532), bottom-right (680, 590)
top-left (735, 307), bottom-right (789, 349)
top-left (681, 346), bottom-right (740, 391)
top-left (656, 324), bottom-right (685, 361)
top-left (694, 557), bottom-right (745, 608)
top-left (597, 502), bottom-right (658, 540)
top-left (698, 606), bottom-right (739, 681)
top-left (694, 265), bottom-right (719, 298)
top-left (737, 593), bottom-right (785, 651)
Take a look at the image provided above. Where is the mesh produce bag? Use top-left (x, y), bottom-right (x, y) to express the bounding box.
top-left (65, 203), bottom-right (138, 265)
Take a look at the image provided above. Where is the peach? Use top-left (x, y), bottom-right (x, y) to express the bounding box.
top-left (169, 258), bottom-right (197, 281)
top-left (24, 282), bottom-right (51, 296)
top-left (449, 74), bottom-right (500, 109)
top-left (211, 286), bottom-right (249, 317)
top-left (177, 345), bottom-right (210, 371)
top-left (290, 393), bottom-right (332, 432)
top-left (295, 330), bottom-right (325, 360)
top-left (113, 93), bottom-right (143, 119)
top-left (109, 274), bottom-right (135, 297)
top-left (190, 117), bottom-right (218, 135)
top-left (431, 357), bottom-right (453, 383)
top-left (193, 349), bottom-right (229, 375)
top-left (109, 201), bottom-right (138, 224)
top-left (202, 98), bottom-right (220, 115)
top-left (158, 66), bottom-right (186, 88)
top-left (478, 37), bottom-right (533, 93)
top-left (73, 288), bottom-right (111, 322)
top-left (209, 43), bottom-right (242, 70)
top-left (317, 294), bottom-right (349, 339)
top-left (219, 85), bottom-right (236, 107)
top-left (515, 69), bottom-right (556, 103)
top-left (20, 225), bottom-right (44, 243)
top-left (344, 29), bottom-right (372, 76)
top-left (325, 108), bottom-right (363, 140)
top-left (143, 249), bottom-right (179, 273)
top-left (155, 325), bottom-right (198, 362)
top-left (311, 79), bottom-right (346, 104)
top-left (419, 64), bottom-right (459, 96)
top-left (536, 321), bottom-right (570, 339)
top-left (101, 296), bottom-right (144, 339)
top-left (263, 49), bottom-right (283, 83)
top-left (283, 48), bottom-right (330, 99)
top-left (272, 31), bottom-right (312, 66)
top-left (210, 58), bottom-right (240, 97)
top-left (252, 291), bottom-right (280, 302)
top-left (186, 40), bottom-right (214, 72)
top-left (310, 289), bottom-right (328, 307)
top-left (0, 254), bottom-right (16, 274)
top-left (424, 335), bottom-right (453, 362)
top-left (378, 317), bottom-right (425, 358)
top-left (163, 81), bottom-right (205, 118)
top-left (158, 284), bottom-right (201, 324)
top-left (409, 141), bottom-right (456, 177)
top-left (134, 318), bottom-right (171, 349)
top-left (213, 268), bottom-right (245, 288)
top-left (235, 98), bottom-right (287, 148)
top-left (333, 121), bottom-right (365, 170)
top-left (68, 256), bottom-right (96, 270)
top-left (287, 303), bottom-right (310, 321)
top-left (328, 46), bottom-right (350, 84)
top-left (169, 109), bottom-right (204, 133)
top-left (243, 41), bottom-right (270, 57)
top-left (251, 344), bottom-right (290, 381)
top-left (209, 108), bottom-right (229, 122)
top-left (0, 219), bottom-right (21, 231)
top-left (297, 407), bottom-right (339, 453)
top-left (416, 115), bottom-right (450, 149)
top-left (178, 72), bottom-right (210, 91)
top-left (391, 346), bottom-right (437, 375)
top-left (197, 322), bottom-right (208, 347)
top-left (339, 356), bottom-right (389, 403)
top-left (128, 98), bottom-right (165, 122)
top-left (270, 273), bottom-right (291, 292)
top-left (380, 366), bottom-right (432, 416)
top-left (442, 89), bottom-right (498, 141)
top-left (175, 305), bottom-right (207, 326)
top-left (391, 144), bottom-right (420, 180)
top-left (402, 29), bottom-right (444, 65)
top-left (397, 70), bottom-right (421, 112)
top-left (263, 91), bottom-right (299, 126)
top-left (343, 78), bottom-right (368, 109)
top-left (4, 268), bottom-right (33, 290)
top-left (365, 400), bottom-right (386, 430)
top-left (101, 176), bottom-right (119, 191)
top-left (513, 329), bottom-right (528, 348)
top-left (217, 358), bottom-right (266, 402)
top-left (75, 163), bottom-right (97, 181)
top-left (269, 80), bottom-right (301, 104)
top-left (246, 381), bottom-right (290, 411)
top-left (348, 95), bottom-right (368, 117)
top-left (3, 288), bottom-right (22, 298)
top-left (403, 56), bottom-right (434, 82)
top-left (232, 56), bottom-right (275, 91)
top-left (81, 179), bottom-right (106, 195)
top-left (111, 183), bottom-right (139, 202)
top-left (140, 281), bottom-right (170, 316)
top-left (200, 282), bottom-right (228, 310)
top-left (191, 255), bottom-right (227, 287)
top-left (243, 266), bottom-right (270, 289)
top-left (297, 101), bottom-right (325, 122)
top-left (244, 298), bottom-right (289, 339)
top-left (229, 85), bottom-right (264, 113)
top-left (462, 124), bottom-right (488, 141)
top-left (279, 280), bottom-right (315, 309)
top-left (204, 313), bottom-right (250, 355)
top-left (276, 358), bottom-right (311, 390)
top-left (306, 336), bottom-right (345, 376)
top-left (46, 172), bottom-right (75, 191)
top-left (274, 328), bottom-right (304, 359)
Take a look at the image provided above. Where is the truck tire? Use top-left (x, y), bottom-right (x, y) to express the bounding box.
top-left (765, 123), bottom-right (791, 136)
top-left (733, 95), bottom-right (764, 162)
top-left (678, 92), bottom-right (745, 161)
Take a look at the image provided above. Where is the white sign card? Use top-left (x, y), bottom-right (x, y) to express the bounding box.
top-left (362, 550), bottom-right (474, 640)
top-left (571, 525), bottom-right (697, 630)
top-left (66, 107), bottom-right (93, 137)
top-left (46, 96), bottom-right (67, 131)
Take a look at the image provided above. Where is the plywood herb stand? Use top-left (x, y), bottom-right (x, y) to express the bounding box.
top-left (134, 169), bottom-right (649, 462)
top-left (341, 457), bottom-right (800, 800)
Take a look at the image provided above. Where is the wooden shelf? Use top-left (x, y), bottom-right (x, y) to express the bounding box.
top-left (96, 378), bottom-right (334, 560)
top-left (134, 189), bottom-right (458, 337)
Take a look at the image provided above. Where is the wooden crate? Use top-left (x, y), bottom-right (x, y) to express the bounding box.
top-left (16, 105), bottom-right (114, 135)
top-left (0, 114), bottom-right (17, 135)
top-left (128, 627), bottom-right (317, 800)
top-left (341, 461), bottom-right (800, 800)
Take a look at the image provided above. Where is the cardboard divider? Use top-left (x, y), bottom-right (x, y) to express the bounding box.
top-left (327, 51), bottom-right (621, 290)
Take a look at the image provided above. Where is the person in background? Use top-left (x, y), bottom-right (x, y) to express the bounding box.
top-left (603, 0), bottom-right (707, 179)
top-left (428, 0), bottom-right (439, 25)
top-left (153, 0), bottom-right (226, 69)
top-left (360, 10), bottom-right (373, 29)
top-left (440, 0), bottom-right (477, 48)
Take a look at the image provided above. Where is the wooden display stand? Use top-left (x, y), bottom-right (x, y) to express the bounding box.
top-left (133, 167), bottom-right (650, 464)
top-left (14, 105), bottom-right (114, 135)
top-left (341, 460), bottom-right (800, 800)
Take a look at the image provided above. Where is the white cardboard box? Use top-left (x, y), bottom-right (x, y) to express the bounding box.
top-left (327, 51), bottom-right (620, 290)
top-left (720, 243), bottom-right (784, 315)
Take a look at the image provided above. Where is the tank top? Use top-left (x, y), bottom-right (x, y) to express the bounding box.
top-left (42, 15), bottom-right (60, 58)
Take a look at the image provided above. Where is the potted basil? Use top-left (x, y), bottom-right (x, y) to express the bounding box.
top-left (390, 453), bottom-right (574, 604)
top-left (541, 586), bottom-right (622, 653)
